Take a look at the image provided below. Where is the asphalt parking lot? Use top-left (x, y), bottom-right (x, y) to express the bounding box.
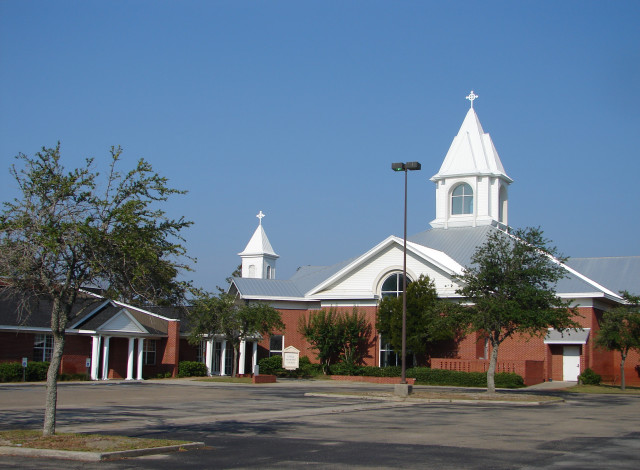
top-left (1, 379), bottom-right (639, 469)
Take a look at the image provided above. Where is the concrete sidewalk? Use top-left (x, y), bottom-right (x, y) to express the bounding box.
top-left (524, 380), bottom-right (576, 390)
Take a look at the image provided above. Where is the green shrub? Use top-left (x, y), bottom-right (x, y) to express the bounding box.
top-left (578, 368), bottom-right (601, 385)
top-left (59, 373), bottom-right (89, 381)
top-left (0, 362), bottom-right (50, 382)
top-left (178, 361), bottom-right (208, 377)
top-left (258, 355), bottom-right (284, 375)
top-left (258, 355), bottom-right (321, 378)
top-left (406, 367), bottom-right (524, 388)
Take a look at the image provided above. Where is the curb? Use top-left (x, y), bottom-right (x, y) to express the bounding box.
top-left (304, 392), bottom-right (564, 406)
top-left (0, 441), bottom-right (205, 461)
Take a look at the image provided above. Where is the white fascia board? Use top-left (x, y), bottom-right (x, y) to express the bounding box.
top-left (111, 299), bottom-right (177, 322)
top-left (305, 236), bottom-right (400, 296)
top-left (97, 309), bottom-right (149, 334)
top-left (240, 295), bottom-right (311, 302)
top-left (306, 236), bottom-right (463, 297)
top-left (0, 325), bottom-right (53, 332)
top-left (70, 299), bottom-right (112, 329)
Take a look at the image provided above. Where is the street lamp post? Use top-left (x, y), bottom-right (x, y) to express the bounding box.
top-left (391, 161), bottom-right (421, 385)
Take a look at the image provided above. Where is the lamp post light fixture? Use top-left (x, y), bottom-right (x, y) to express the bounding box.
top-left (390, 161), bottom-right (421, 385)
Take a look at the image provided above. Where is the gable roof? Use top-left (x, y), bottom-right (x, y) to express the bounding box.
top-left (232, 224), bottom-right (634, 305)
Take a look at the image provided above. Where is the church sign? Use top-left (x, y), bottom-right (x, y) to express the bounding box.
top-left (282, 346), bottom-right (300, 370)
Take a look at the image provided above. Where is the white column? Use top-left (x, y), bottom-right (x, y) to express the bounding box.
top-left (90, 335), bottom-right (101, 380)
top-left (101, 336), bottom-right (110, 380)
top-left (220, 340), bottom-right (227, 376)
top-left (238, 340), bottom-right (246, 375)
top-left (205, 339), bottom-right (213, 376)
top-left (137, 338), bottom-right (144, 380)
top-left (126, 337), bottom-right (135, 380)
top-left (252, 341), bottom-right (258, 374)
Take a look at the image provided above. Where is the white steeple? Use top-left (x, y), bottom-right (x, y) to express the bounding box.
top-left (238, 211), bottom-right (279, 279)
top-left (430, 91), bottom-right (513, 229)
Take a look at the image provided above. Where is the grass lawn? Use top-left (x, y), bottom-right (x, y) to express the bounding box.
top-left (0, 430), bottom-right (189, 453)
top-left (564, 384), bottom-right (640, 394)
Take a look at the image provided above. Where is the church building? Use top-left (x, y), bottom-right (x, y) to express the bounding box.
top-left (230, 92), bottom-right (640, 385)
top-left (1, 92), bottom-right (638, 385)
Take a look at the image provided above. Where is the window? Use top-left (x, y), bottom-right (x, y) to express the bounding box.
top-left (143, 339), bottom-right (157, 366)
top-left (196, 340), bottom-right (207, 364)
top-left (249, 265), bottom-right (255, 278)
top-left (381, 273), bottom-right (410, 298)
top-left (266, 265), bottom-right (273, 279)
top-left (379, 335), bottom-right (415, 368)
top-left (451, 183), bottom-right (473, 215)
top-left (269, 335), bottom-right (283, 356)
top-left (33, 334), bottom-right (53, 362)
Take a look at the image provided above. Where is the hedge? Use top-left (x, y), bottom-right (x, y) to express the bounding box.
top-left (258, 355), bottom-right (321, 378)
top-left (407, 367), bottom-right (525, 388)
top-left (0, 362), bottom-right (50, 382)
top-left (177, 361), bottom-right (208, 377)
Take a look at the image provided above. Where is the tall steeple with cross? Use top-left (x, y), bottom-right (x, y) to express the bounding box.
top-left (430, 91), bottom-right (513, 229)
top-left (238, 211), bottom-right (279, 279)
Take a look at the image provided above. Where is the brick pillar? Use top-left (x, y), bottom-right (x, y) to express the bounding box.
top-left (165, 321), bottom-right (180, 377)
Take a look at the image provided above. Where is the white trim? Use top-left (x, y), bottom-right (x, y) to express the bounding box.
top-left (69, 300), bottom-right (112, 329)
top-left (97, 309), bottom-right (148, 334)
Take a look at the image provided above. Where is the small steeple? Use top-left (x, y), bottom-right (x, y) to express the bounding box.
top-left (238, 211), bottom-right (279, 279)
top-left (430, 92), bottom-right (513, 229)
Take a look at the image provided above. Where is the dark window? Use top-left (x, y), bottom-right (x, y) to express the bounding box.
top-left (381, 273), bottom-right (410, 298)
top-left (269, 335), bottom-right (283, 356)
top-left (33, 334), bottom-right (53, 362)
top-left (143, 339), bottom-right (156, 366)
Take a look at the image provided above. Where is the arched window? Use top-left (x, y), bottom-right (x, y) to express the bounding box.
top-left (451, 183), bottom-right (473, 215)
top-left (380, 272), bottom-right (411, 298)
top-left (248, 265), bottom-right (255, 278)
top-left (266, 265), bottom-right (273, 279)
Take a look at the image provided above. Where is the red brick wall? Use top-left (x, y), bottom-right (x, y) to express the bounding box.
top-left (0, 332), bottom-right (35, 363)
top-left (162, 321), bottom-right (180, 377)
top-left (60, 335), bottom-right (91, 374)
top-left (260, 306), bottom-right (380, 366)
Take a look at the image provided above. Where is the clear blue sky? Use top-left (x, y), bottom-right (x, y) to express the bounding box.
top-left (1, 1), bottom-right (638, 291)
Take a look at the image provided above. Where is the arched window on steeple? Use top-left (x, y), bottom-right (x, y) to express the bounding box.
top-left (451, 183), bottom-right (473, 215)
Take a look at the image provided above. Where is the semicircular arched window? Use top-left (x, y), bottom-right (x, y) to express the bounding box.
top-left (380, 272), bottom-right (411, 298)
top-left (451, 183), bottom-right (473, 215)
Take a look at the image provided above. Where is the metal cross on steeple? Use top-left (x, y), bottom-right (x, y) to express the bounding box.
top-left (466, 90), bottom-right (478, 108)
top-left (256, 210), bottom-right (265, 225)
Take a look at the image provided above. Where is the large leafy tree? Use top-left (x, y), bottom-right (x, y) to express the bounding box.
top-left (298, 307), bottom-right (372, 374)
top-left (595, 291), bottom-right (640, 390)
top-left (456, 227), bottom-right (578, 393)
top-left (0, 143), bottom-right (192, 435)
top-left (377, 275), bottom-right (463, 361)
top-left (188, 291), bottom-right (285, 377)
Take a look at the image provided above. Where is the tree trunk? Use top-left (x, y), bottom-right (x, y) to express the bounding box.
top-left (232, 346), bottom-right (238, 377)
top-left (43, 330), bottom-right (65, 436)
top-left (620, 352), bottom-right (627, 391)
top-left (487, 339), bottom-right (500, 394)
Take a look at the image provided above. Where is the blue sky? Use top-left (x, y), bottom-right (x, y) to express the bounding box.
top-left (1, 1), bottom-right (639, 291)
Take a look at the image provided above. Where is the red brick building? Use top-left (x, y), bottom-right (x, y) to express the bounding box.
top-left (2, 94), bottom-right (638, 385)
top-left (230, 94), bottom-right (640, 386)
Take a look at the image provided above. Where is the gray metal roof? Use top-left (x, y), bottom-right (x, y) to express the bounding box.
top-left (232, 225), bottom-right (637, 302)
top-left (565, 256), bottom-right (640, 296)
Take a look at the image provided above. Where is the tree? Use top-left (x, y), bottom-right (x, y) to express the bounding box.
top-left (377, 275), bottom-right (463, 361)
top-left (298, 307), bottom-right (372, 374)
top-left (188, 290), bottom-right (285, 377)
top-left (0, 143), bottom-right (192, 435)
top-left (456, 227), bottom-right (578, 394)
top-left (338, 309), bottom-right (373, 368)
top-left (595, 291), bottom-right (640, 390)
